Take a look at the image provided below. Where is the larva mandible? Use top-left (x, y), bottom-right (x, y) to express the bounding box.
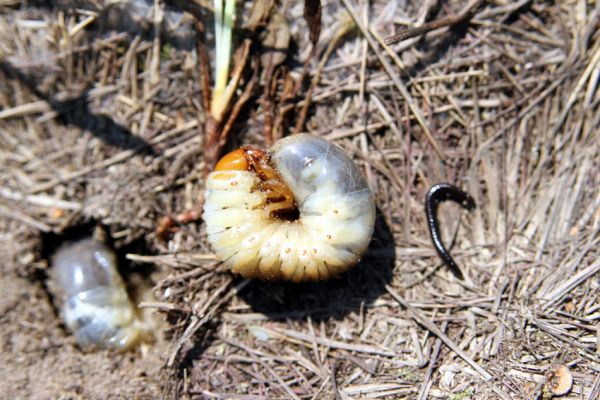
top-left (203, 134), bottom-right (376, 282)
top-left (53, 238), bottom-right (144, 351)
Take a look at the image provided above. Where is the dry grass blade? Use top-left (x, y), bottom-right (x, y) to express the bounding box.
top-left (0, 204), bottom-right (52, 232)
top-left (220, 337), bottom-right (302, 400)
top-left (417, 314), bottom-right (449, 400)
top-left (385, 285), bottom-right (493, 381)
top-left (263, 326), bottom-right (400, 357)
top-left (341, 0), bottom-right (445, 159)
top-left (167, 278), bottom-right (249, 367)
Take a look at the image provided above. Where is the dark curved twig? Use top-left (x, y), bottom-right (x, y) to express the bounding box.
top-left (425, 183), bottom-right (476, 280)
top-left (384, 0), bottom-right (485, 45)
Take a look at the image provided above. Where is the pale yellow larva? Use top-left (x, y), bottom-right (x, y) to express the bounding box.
top-left (203, 134), bottom-right (376, 282)
top-left (53, 239), bottom-right (145, 351)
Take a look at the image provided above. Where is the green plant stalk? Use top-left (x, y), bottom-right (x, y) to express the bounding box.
top-left (211, 0), bottom-right (236, 123)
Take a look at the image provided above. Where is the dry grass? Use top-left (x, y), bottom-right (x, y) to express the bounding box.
top-left (0, 0), bottom-right (599, 399)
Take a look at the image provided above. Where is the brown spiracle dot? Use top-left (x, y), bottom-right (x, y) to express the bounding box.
top-left (326, 234), bottom-right (332, 240)
top-left (285, 247), bottom-right (291, 254)
top-left (545, 365), bottom-right (573, 396)
top-left (333, 209), bottom-right (339, 214)
top-left (302, 250), bottom-right (307, 256)
top-left (312, 248), bottom-right (317, 254)
top-left (230, 181), bottom-right (238, 186)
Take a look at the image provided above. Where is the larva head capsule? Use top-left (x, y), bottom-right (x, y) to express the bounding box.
top-left (53, 239), bottom-right (144, 351)
top-left (203, 134), bottom-right (376, 282)
top-left (214, 148), bottom-right (249, 171)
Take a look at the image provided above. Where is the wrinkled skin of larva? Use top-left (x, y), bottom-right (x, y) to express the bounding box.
top-left (53, 239), bottom-right (141, 351)
top-left (203, 134), bottom-right (376, 282)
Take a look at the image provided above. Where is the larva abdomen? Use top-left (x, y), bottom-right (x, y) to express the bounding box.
top-left (53, 238), bottom-right (142, 351)
top-left (203, 134), bottom-right (376, 282)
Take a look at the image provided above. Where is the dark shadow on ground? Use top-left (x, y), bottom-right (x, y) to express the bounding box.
top-left (399, 1), bottom-right (532, 79)
top-left (237, 208), bottom-right (396, 321)
top-left (400, 24), bottom-right (473, 79)
top-left (28, 0), bottom-right (198, 51)
top-left (0, 60), bottom-right (155, 155)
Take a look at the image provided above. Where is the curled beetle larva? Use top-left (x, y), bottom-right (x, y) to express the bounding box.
top-left (203, 134), bottom-right (376, 282)
top-left (53, 238), bottom-right (145, 351)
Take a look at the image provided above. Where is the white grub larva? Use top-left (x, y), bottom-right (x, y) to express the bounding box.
top-left (53, 238), bottom-right (144, 351)
top-left (203, 134), bottom-right (376, 282)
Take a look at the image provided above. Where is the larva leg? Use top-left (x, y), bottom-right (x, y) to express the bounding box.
top-left (263, 201), bottom-right (294, 218)
top-left (262, 179), bottom-right (296, 217)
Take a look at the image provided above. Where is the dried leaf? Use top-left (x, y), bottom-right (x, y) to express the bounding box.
top-left (303, 0), bottom-right (321, 47)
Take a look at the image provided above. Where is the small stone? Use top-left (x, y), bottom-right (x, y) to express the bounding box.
top-left (545, 365), bottom-right (573, 396)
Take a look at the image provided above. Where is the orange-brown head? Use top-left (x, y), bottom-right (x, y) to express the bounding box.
top-left (214, 148), bottom-right (248, 171)
top-left (214, 146), bottom-right (271, 176)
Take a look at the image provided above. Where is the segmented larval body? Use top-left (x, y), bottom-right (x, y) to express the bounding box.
top-left (53, 239), bottom-right (142, 351)
top-left (203, 134), bottom-right (376, 282)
